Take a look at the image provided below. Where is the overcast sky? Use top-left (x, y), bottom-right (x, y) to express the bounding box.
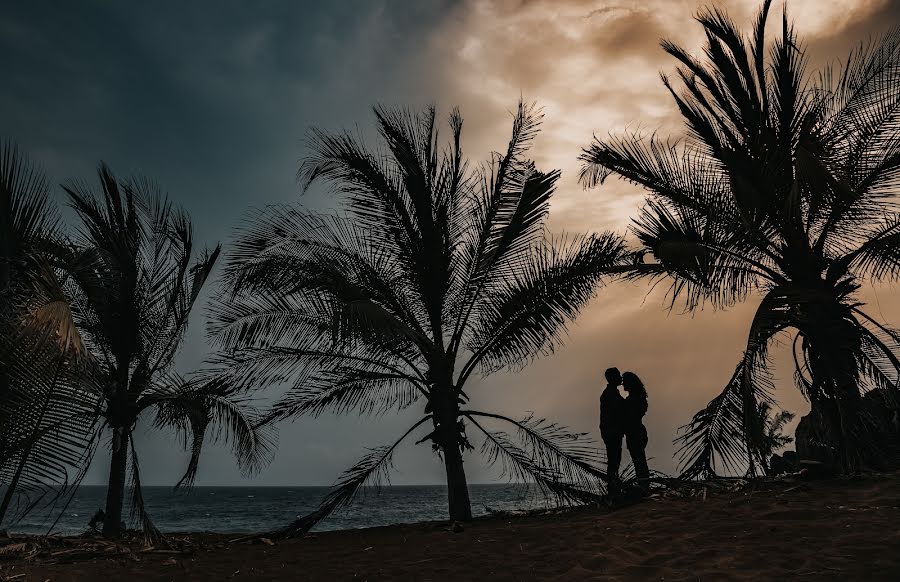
top-left (3, 0), bottom-right (900, 486)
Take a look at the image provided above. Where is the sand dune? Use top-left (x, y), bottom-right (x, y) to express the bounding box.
top-left (5, 473), bottom-right (900, 581)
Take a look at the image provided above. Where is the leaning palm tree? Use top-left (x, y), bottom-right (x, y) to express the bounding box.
top-left (0, 142), bottom-right (97, 527)
top-left (59, 165), bottom-right (275, 538)
top-left (580, 1), bottom-right (900, 476)
top-left (210, 101), bottom-right (626, 534)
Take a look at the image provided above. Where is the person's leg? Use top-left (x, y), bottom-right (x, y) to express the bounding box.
top-left (626, 426), bottom-right (650, 479)
top-left (603, 434), bottom-right (622, 479)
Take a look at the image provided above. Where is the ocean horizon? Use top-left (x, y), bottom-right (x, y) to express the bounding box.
top-left (8, 484), bottom-right (556, 536)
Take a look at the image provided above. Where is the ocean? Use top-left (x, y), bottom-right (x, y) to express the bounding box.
top-left (9, 484), bottom-right (553, 536)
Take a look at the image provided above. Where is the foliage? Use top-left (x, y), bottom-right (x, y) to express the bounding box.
top-left (210, 101), bottom-right (627, 534)
top-left (757, 402), bottom-right (795, 462)
top-left (20, 164), bottom-right (277, 537)
top-left (581, 1), bottom-right (900, 476)
top-left (0, 142), bottom-right (99, 527)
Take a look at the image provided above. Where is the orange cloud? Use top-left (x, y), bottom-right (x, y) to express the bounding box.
top-left (421, 0), bottom-right (897, 474)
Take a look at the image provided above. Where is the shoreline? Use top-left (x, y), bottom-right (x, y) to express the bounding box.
top-left (3, 473), bottom-right (900, 580)
top-left (5, 482), bottom-right (554, 538)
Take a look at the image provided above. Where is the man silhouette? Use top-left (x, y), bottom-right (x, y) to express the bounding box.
top-left (599, 367), bottom-right (625, 479)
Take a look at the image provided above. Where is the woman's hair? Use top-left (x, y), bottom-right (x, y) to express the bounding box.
top-left (622, 372), bottom-right (647, 399)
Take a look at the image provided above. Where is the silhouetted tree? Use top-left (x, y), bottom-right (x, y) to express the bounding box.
top-left (581, 1), bottom-right (900, 476)
top-left (210, 102), bottom-right (626, 533)
top-left (59, 165), bottom-right (275, 538)
top-left (755, 402), bottom-right (794, 473)
top-left (0, 142), bottom-right (96, 528)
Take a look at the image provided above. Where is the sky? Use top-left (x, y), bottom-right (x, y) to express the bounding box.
top-left (3, 0), bottom-right (900, 487)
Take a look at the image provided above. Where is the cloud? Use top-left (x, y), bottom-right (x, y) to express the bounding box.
top-left (414, 0), bottom-right (897, 476)
top-left (2, 0), bottom-right (897, 485)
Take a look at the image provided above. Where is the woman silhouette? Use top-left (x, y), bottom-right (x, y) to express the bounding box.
top-left (622, 372), bottom-right (650, 480)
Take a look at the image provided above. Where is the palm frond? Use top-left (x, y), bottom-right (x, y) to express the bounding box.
top-left (676, 289), bottom-right (788, 479)
top-left (264, 366), bottom-right (423, 422)
top-left (147, 376), bottom-right (277, 488)
top-left (296, 120), bottom-right (421, 283)
top-left (127, 435), bottom-right (161, 542)
top-left (631, 199), bottom-right (772, 310)
top-left (465, 411), bottom-right (606, 503)
top-left (448, 100), bottom-right (548, 348)
top-left (275, 415), bottom-right (431, 538)
top-left (215, 207), bottom-right (431, 356)
top-left (852, 307), bottom-right (900, 400)
top-left (844, 215), bottom-right (900, 281)
top-left (463, 232), bottom-right (626, 376)
top-left (0, 332), bottom-right (101, 526)
top-left (0, 139), bottom-right (59, 289)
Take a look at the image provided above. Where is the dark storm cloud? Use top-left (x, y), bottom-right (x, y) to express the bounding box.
top-left (1, 0), bottom-right (455, 217)
top-left (1, 0), bottom-right (461, 486)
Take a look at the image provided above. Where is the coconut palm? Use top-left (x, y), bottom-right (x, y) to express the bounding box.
top-left (580, 1), bottom-right (900, 476)
top-left (209, 101), bottom-right (626, 534)
top-left (0, 142), bottom-right (97, 527)
top-left (755, 402), bottom-right (795, 473)
top-left (59, 164), bottom-right (275, 537)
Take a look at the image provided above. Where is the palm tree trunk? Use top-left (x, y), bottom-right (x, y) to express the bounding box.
top-left (441, 441), bottom-right (472, 522)
top-left (431, 369), bottom-right (473, 522)
top-left (102, 425), bottom-right (129, 537)
top-left (803, 313), bottom-right (864, 474)
top-left (830, 355), bottom-right (863, 473)
top-left (435, 402), bottom-right (472, 521)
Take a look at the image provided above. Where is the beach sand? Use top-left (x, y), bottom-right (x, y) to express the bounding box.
top-left (4, 472), bottom-right (900, 581)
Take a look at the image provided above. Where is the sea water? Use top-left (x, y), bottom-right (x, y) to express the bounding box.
top-left (9, 484), bottom-right (553, 535)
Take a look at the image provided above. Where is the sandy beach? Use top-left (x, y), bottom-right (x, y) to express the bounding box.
top-left (2, 472), bottom-right (899, 581)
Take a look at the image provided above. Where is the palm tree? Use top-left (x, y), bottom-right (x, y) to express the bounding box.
top-left (755, 402), bottom-right (795, 474)
top-left (0, 141), bottom-right (97, 527)
top-left (59, 164), bottom-right (275, 537)
top-left (209, 101), bottom-right (627, 534)
top-left (580, 1), bottom-right (900, 476)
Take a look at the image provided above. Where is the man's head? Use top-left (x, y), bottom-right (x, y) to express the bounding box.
top-left (605, 367), bottom-right (622, 386)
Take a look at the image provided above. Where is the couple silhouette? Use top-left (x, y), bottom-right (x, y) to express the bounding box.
top-left (599, 367), bottom-right (649, 481)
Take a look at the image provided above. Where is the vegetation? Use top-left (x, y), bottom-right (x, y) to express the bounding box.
top-left (0, 142), bottom-right (97, 528)
top-left (0, 155), bottom-right (274, 538)
top-left (54, 165), bottom-right (275, 537)
top-left (581, 1), bottom-right (900, 476)
top-left (5, 0), bottom-right (900, 540)
top-left (209, 101), bottom-right (626, 533)
top-left (755, 402), bottom-right (795, 474)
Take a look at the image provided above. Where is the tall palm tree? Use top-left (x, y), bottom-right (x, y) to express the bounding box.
top-left (60, 164), bottom-right (275, 537)
top-left (0, 141), bottom-right (96, 527)
top-left (210, 101), bottom-right (626, 534)
top-left (580, 1), bottom-right (900, 476)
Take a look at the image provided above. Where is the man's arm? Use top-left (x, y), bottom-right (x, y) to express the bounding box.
top-left (598, 388), bottom-right (609, 430)
top-left (598, 395), bottom-right (603, 429)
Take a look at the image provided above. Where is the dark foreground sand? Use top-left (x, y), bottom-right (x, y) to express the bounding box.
top-left (4, 473), bottom-right (900, 581)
